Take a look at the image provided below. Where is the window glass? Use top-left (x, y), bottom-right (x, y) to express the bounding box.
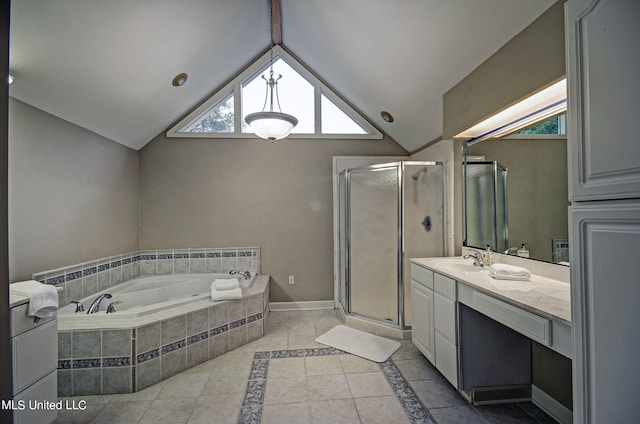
top-left (183, 93), bottom-right (234, 133)
top-left (321, 94), bottom-right (368, 134)
top-left (516, 114), bottom-right (566, 135)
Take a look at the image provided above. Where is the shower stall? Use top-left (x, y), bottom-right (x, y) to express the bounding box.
top-left (463, 160), bottom-right (508, 253)
top-left (338, 161), bottom-right (445, 330)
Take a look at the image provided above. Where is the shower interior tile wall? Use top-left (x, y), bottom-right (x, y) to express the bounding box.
top-left (31, 247), bottom-right (261, 305)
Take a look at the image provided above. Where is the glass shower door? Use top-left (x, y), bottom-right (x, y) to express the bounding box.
top-left (348, 166), bottom-right (399, 324)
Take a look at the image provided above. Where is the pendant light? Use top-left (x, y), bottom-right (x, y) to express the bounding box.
top-left (244, 1), bottom-right (298, 141)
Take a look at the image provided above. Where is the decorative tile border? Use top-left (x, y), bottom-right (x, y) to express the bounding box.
top-left (237, 349), bottom-right (433, 424)
top-left (30, 246), bottom-right (261, 307)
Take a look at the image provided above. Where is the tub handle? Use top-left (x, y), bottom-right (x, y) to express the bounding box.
top-left (70, 300), bottom-right (85, 313)
top-left (106, 301), bottom-right (122, 314)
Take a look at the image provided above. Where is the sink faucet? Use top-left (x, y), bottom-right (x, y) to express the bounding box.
top-left (503, 247), bottom-right (519, 255)
top-left (87, 294), bottom-right (112, 314)
top-left (463, 249), bottom-right (485, 267)
top-left (230, 270), bottom-right (252, 280)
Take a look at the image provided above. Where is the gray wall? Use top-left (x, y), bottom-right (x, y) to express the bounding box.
top-left (139, 134), bottom-right (407, 302)
top-left (442, 1), bottom-right (566, 140)
top-left (8, 99), bottom-right (139, 281)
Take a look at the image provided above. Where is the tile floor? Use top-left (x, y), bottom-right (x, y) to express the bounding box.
top-left (55, 310), bottom-right (558, 424)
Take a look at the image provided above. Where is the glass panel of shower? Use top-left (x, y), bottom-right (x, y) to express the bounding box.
top-left (463, 160), bottom-right (508, 253)
top-left (338, 161), bottom-right (444, 329)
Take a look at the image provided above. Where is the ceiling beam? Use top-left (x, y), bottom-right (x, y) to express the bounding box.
top-left (270, 0), bottom-right (282, 45)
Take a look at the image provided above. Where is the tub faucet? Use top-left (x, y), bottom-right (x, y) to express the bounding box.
top-left (463, 249), bottom-right (485, 267)
top-left (87, 294), bottom-right (112, 314)
top-left (70, 300), bottom-right (85, 313)
top-left (230, 270), bottom-right (252, 280)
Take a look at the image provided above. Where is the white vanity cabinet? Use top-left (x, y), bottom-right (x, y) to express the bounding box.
top-left (410, 264), bottom-right (435, 364)
top-left (433, 273), bottom-right (458, 388)
top-left (11, 303), bottom-right (58, 424)
top-left (411, 263), bottom-right (459, 388)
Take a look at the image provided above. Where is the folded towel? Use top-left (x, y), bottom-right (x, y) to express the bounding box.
top-left (211, 287), bottom-right (243, 302)
top-left (211, 278), bottom-right (240, 291)
top-left (10, 280), bottom-right (59, 318)
top-left (489, 263), bottom-right (531, 281)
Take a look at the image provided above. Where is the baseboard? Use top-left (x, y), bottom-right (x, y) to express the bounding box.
top-left (531, 384), bottom-right (572, 424)
top-left (269, 301), bottom-right (335, 311)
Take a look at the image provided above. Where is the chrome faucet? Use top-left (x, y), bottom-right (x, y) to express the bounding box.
top-left (87, 294), bottom-right (112, 314)
top-left (106, 301), bottom-right (121, 314)
top-left (463, 249), bottom-right (485, 267)
top-left (503, 247), bottom-right (519, 255)
top-left (230, 270), bottom-right (252, 280)
top-left (70, 300), bottom-right (85, 313)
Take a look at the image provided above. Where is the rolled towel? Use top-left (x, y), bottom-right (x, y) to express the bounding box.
top-left (211, 287), bottom-right (243, 302)
top-left (10, 280), bottom-right (59, 318)
top-left (489, 263), bottom-right (531, 281)
top-left (211, 278), bottom-right (240, 291)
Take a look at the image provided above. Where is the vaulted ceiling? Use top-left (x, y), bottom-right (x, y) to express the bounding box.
top-left (9, 0), bottom-right (556, 152)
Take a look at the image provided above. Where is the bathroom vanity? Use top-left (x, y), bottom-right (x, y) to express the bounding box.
top-left (9, 294), bottom-right (58, 424)
top-left (410, 256), bottom-right (572, 424)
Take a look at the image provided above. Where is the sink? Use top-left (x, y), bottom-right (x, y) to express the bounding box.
top-left (433, 259), bottom-right (486, 274)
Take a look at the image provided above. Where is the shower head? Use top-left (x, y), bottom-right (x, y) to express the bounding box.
top-left (411, 167), bottom-right (428, 181)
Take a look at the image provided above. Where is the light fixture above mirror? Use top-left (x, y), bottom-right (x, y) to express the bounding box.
top-left (455, 78), bottom-right (566, 145)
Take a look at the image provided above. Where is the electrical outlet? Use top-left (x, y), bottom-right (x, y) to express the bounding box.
top-left (289, 275), bottom-right (295, 285)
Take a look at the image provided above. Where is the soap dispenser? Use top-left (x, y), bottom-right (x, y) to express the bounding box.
top-left (517, 243), bottom-right (530, 258)
top-left (484, 244), bottom-right (494, 266)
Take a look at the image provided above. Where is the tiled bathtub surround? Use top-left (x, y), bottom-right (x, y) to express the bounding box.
top-left (57, 277), bottom-right (269, 396)
top-left (31, 247), bottom-right (261, 306)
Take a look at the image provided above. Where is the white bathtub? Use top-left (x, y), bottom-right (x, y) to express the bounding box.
top-left (58, 273), bottom-right (253, 320)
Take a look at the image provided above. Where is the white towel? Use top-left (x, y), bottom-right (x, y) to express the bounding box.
top-left (211, 278), bottom-right (240, 291)
top-left (489, 263), bottom-right (531, 281)
top-left (211, 287), bottom-right (243, 301)
top-left (10, 280), bottom-right (59, 318)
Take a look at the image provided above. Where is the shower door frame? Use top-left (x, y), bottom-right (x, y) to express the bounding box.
top-left (340, 161), bottom-right (443, 330)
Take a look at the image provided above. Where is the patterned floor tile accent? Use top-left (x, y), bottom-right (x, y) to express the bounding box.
top-left (237, 348), bottom-right (432, 424)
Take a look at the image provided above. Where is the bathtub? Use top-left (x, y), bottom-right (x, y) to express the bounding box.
top-left (57, 273), bottom-right (269, 396)
top-left (58, 273), bottom-right (253, 319)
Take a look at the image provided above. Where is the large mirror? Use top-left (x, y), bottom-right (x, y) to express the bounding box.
top-left (463, 132), bottom-right (569, 264)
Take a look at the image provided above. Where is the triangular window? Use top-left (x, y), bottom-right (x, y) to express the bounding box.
top-left (167, 45), bottom-right (382, 139)
top-left (184, 93), bottom-right (235, 134)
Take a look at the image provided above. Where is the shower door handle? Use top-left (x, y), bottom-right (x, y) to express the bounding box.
top-left (422, 216), bottom-right (432, 231)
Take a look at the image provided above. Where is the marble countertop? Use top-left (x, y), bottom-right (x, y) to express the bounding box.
top-left (9, 292), bottom-right (30, 308)
top-left (410, 257), bottom-right (571, 326)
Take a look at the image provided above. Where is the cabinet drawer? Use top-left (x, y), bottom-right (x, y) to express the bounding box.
top-left (13, 371), bottom-right (57, 424)
top-left (435, 332), bottom-right (458, 389)
top-left (410, 264), bottom-right (434, 289)
top-left (11, 304), bottom-right (56, 337)
top-left (434, 273), bottom-right (456, 300)
top-left (458, 284), bottom-right (551, 346)
top-left (12, 319), bottom-right (58, 394)
top-left (434, 292), bottom-right (456, 344)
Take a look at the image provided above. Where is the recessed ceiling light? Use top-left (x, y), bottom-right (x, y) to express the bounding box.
top-left (381, 111), bottom-right (394, 123)
top-left (172, 73), bottom-right (188, 87)
top-left (8, 73), bottom-right (14, 84)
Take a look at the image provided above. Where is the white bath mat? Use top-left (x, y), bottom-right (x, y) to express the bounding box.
top-left (315, 325), bottom-right (401, 363)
